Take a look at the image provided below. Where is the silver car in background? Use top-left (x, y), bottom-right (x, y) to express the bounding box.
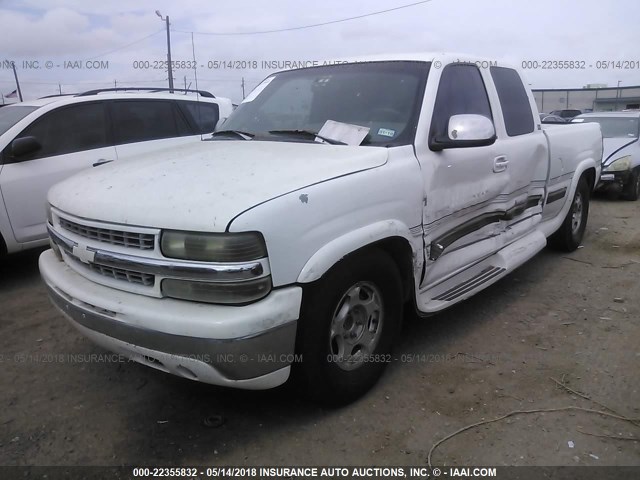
top-left (572, 112), bottom-right (640, 200)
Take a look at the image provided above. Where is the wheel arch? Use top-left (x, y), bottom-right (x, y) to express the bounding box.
top-left (583, 166), bottom-right (597, 192)
top-left (296, 220), bottom-right (420, 304)
top-left (541, 161), bottom-right (597, 239)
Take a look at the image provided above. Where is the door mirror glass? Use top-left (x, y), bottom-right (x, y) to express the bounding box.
top-left (448, 114), bottom-right (495, 141)
top-left (11, 136), bottom-right (42, 158)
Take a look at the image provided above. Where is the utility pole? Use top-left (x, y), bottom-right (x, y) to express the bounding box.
top-left (10, 61), bottom-right (23, 101)
top-left (156, 11), bottom-right (174, 92)
top-left (114, 79), bottom-right (117, 88)
top-left (58, 83), bottom-right (62, 95)
top-left (165, 16), bottom-right (174, 92)
top-left (241, 77), bottom-right (245, 99)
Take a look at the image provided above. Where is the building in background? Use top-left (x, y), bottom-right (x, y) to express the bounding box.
top-left (533, 85), bottom-right (640, 113)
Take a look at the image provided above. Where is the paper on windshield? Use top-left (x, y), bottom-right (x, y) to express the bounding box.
top-left (317, 120), bottom-right (370, 146)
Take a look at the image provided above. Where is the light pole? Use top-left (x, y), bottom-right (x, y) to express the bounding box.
top-left (155, 10), bottom-right (174, 92)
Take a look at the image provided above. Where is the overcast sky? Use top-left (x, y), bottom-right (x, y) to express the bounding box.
top-left (1, 0), bottom-right (639, 103)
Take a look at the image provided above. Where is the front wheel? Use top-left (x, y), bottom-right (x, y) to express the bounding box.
top-left (622, 168), bottom-right (640, 201)
top-left (548, 176), bottom-right (590, 251)
top-left (293, 249), bottom-right (403, 405)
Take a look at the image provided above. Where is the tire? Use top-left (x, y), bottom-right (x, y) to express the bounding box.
top-left (622, 168), bottom-right (640, 201)
top-left (548, 176), bottom-right (590, 252)
top-left (293, 249), bottom-right (403, 405)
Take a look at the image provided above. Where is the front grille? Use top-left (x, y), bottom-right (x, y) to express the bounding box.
top-left (87, 262), bottom-right (155, 287)
top-left (59, 218), bottom-right (155, 250)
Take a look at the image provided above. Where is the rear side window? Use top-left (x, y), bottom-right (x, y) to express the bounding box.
top-left (430, 64), bottom-right (492, 141)
top-left (15, 102), bottom-right (108, 159)
top-left (111, 101), bottom-right (191, 144)
top-left (490, 67), bottom-right (535, 136)
top-left (181, 102), bottom-right (220, 134)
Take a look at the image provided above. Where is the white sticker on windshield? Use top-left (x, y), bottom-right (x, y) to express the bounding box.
top-left (242, 76), bottom-right (275, 103)
top-left (377, 128), bottom-right (396, 137)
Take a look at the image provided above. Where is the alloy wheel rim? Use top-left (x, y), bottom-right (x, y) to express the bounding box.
top-left (571, 191), bottom-right (583, 234)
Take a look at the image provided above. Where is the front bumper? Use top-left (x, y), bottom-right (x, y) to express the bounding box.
top-left (39, 249), bottom-right (302, 389)
top-left (597, 170), bottom-right (631, 191)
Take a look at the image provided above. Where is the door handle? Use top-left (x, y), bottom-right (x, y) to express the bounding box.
top-left (493, 156), bottom-right (509, 173)
top-left (93, 159), bottom-right (113, 167)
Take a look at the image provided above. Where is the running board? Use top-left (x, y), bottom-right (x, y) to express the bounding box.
top-left (432, 266), bottom-right (506, 301)
top-left (418, 230), bottom-right (547, 313)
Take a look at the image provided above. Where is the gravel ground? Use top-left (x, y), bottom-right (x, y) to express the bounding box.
top-left (0, 194), bottom-right (638, 468)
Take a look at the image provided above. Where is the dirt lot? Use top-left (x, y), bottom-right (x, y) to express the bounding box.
top-left (1, 194), bottom-right (639, 468)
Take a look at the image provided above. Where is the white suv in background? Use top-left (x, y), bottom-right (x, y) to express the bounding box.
top-left (0, 88), bottom-right (233, 255)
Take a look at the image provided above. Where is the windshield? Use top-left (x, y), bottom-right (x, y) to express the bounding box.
top-left (575, 117), bottom-right (639, 138)
top-left (0, 105), bottom-right (39, 136)
top-left (220, 61), bottom-right (430, 146)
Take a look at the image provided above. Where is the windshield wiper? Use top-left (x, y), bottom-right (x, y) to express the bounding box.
top-left (268, 129), bottom-right (346, 145)
top-left (210, 130), bottom-right (255, 140)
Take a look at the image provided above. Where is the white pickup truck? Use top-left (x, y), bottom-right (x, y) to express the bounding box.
top-left (40, 53), bottom-right (602, 404)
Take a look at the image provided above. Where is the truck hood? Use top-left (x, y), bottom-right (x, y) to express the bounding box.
top-left (603, 137), bottom-right (638, 164)
top-left (48, 140), bottom-right (388, 231)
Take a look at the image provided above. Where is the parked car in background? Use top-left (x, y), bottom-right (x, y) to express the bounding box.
top-left (40, 54), bottom-right (602, 404)
top-left (0, 88), bottom-right (233, 256)
top-left (539, 113), bottom-right (567, 124)
top-left (550, 109), bottom-right (582, 119)
top-left (572, 112), bottom-right (640, 200)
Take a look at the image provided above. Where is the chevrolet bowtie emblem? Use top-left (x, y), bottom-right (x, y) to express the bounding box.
top-left (72, 242), bottom-right (96, 264)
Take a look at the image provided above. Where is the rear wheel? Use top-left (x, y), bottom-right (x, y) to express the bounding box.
top-left (622, 168), bottom-right (640, 201)
top-left (548, 176), bottom-right (590, 252)
top-left (293, 249), bottom-right (403, 405)
top-left (0, 233), bottom-right (6, 259)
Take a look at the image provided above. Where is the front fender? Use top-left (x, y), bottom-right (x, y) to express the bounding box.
top-left (297, 220), bottom-right (420, 283)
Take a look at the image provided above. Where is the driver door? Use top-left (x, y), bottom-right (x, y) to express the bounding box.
top-left (415, 63), bottom-right (511, 303)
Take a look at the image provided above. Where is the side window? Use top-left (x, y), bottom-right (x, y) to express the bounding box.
top-left (490, 67), bottom-right (535, 136)
top-left (111, 101), bottom-right (187, 145)
top-left (16, 102), bottom-right (108, 160)
top-left (181, 102), bottom-right (220, 134)
top-left (430, 64), bottom-right (493, 141)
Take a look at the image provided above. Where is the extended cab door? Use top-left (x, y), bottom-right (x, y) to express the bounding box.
top-left (486, 66), bottom-right (547, 238)
top-left (0, 102), bottom-right (116, 243)
top-left (416, 63), bottom-right (510, 291)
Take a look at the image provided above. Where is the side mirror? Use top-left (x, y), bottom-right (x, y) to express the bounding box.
top-left (430, 114), bottom-right (496, 151)
top-left (11, 136), bottom-right (41, 158)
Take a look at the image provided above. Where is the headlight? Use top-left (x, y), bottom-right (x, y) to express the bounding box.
top-left (161, 230), bottom-right (267, 262)
top-left (162, 277), bottom-right (272, 305)
top-left (605, 155), bottom-right (632, 172)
